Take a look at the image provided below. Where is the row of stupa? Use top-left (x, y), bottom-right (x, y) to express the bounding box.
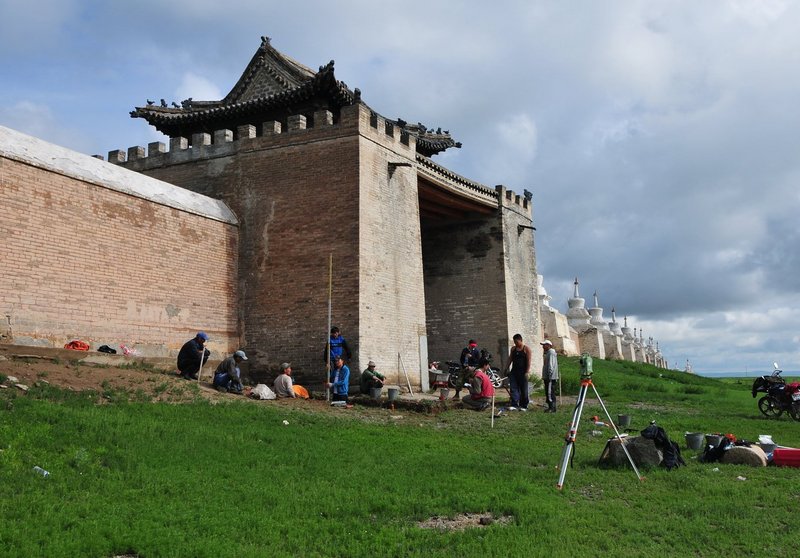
top-left (538, 276), bottom-right (668, 368)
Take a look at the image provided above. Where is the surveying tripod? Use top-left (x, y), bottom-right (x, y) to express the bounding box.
top-left (556, 356), bottom-right (644, 490)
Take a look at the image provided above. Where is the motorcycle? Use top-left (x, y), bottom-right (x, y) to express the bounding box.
top-left (752, 363), bottom-right (800, 421)
top-left (445, 349), bottom-right (503, 389)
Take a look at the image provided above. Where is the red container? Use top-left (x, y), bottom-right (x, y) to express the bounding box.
top-left (772, 448), bottom-right (800, 468)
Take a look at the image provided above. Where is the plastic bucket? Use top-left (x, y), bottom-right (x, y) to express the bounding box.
top-left (387, 388), bottom-right (399, 402)
top-left (617, 414), bottom-right (632, 428)
top-left (685, 432), bottom-right (705, 450)
top-left (705, 434), bottom-right (724, 448)
top-left (369, 387), bottom-right (382, 400)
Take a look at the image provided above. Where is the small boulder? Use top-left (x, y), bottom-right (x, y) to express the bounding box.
top-left (6, 376), bottom-right (19, 384)
top-left (599, 436), bottom-right (663, 468)
top-left (720, 445), bottom-right (767, 467)
top-left (15, 384), bottom-right (29, 392)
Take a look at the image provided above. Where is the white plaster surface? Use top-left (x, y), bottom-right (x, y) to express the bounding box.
top-left (0, 125), bottom-right (238, 225)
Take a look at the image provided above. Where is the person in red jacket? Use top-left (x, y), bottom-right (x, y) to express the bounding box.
top-left (461, 357), bottom-right (495, 411)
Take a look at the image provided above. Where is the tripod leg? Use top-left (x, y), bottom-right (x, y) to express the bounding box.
top-left (556, 381), bottom-right (589, 489)
top-left (590, 383), bottom-right (644, 482)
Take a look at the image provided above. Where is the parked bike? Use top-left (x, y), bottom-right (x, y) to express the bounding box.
top-left (445, 349), bottom-right (503, 389)
top-left (752, 363), bottom-right (800, 421)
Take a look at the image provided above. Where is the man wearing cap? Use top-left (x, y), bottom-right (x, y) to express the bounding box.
top-left (213, 350), bottom-right (248, 394)
top-left (359, 360), bottom-right (386, 395)
top-left (541, 339), bottom-right (559, 412)
top-left (177, 332), bottom-right (211, 380)
top-left (273, 362), bottom-right (296, 398)
top-left (505, 333), bottom-right (532, 411)
top-left (327, 355), bottom-right (351, 405)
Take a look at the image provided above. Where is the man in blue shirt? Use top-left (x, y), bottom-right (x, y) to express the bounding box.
top-left (324, 326), bottom-right (352, 370)
top-left (327, 355), bottom-right (351, 405)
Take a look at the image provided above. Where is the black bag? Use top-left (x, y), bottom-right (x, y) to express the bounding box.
top-left (98, 345), bottom-right (117, 354)
top-left (641, 423), bottom-right (685, 470)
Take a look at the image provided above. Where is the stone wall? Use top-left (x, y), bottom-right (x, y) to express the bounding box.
top-left (0, 126), bottom-right (239, 356)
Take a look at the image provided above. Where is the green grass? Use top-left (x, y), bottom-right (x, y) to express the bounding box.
top-left (1, 358), bottom-right (799, 557)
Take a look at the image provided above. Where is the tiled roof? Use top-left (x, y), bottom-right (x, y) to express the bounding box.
top-left (131, 36), bottom-right (461, 155)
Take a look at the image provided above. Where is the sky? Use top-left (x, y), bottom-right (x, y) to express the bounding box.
top-left (2, 0), bottom-right (799, 374)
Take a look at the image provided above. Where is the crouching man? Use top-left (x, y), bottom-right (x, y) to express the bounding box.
top-left (461, 357), bottom-right (495, 411)
top-left (213, 350), bottom-right (247, 394)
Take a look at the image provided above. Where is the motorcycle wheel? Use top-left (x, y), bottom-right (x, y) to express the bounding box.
top-left (758, 396), bottom-right (783, 418)
top-left (448, 371), bottom-right (460, 389)
top-left (790, 402), bottom-right (800, 422)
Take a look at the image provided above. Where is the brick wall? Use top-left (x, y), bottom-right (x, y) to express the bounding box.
top-left (130, 106), bottom-right (363, 384)
top-left (421, 211), bottom-right (510, 368)
top-left (357, 107), bottom-right (428, 389)
top-left (0, 147), bottom-right (239, 356)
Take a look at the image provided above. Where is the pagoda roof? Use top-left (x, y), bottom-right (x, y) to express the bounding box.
top-left (131, 36), bottom-right (461, 156)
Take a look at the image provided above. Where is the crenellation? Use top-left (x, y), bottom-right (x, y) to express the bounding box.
top-left (127, 146), bottom-right (145, 161)
top-left (314, 109), bottom-right (333, 127)
top-left (213, 129), bottom-right (233, 144)
top-left (237, 124), bottom-right (256, 139)
top-left (91, 154), bottom-right (104, 160)
top-left (170, 136), bottom-right (188, 152)
top-left (148, 142), bottom-right (166, 157)
top-left (108, 149), bottom-right (126, 163)
top-left (263, 120), bottom-right (281, 135)
top-left (191, 132), bottom-right (211, 148)
top-left (287, 114), bottom-right (307, 131)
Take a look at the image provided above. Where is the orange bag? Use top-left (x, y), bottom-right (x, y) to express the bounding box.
top-left (64, 340), bottom-right (90, 351)
top-left (292, 385), bottom-right (310, 399)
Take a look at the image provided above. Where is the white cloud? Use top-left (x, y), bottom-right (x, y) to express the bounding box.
top-left (174, 73), bottom-right (223, 103)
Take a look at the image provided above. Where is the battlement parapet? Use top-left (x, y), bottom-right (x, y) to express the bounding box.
top-left (496, 184), bottom-right (531, 211)
top-left (365, 107), bottom-right (416, 152)
top-left (107, 106), bottom-right (354, 171)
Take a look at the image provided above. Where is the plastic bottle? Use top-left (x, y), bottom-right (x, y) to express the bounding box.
top-left (32, 466), bottom-right (50, 477)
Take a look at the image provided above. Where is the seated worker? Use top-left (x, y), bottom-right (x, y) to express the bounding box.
top-left (213, 350), bottom-right (247, 394)
top-left (359, 360), bottom-right (386, 394)
top-left (454, 339), bottom-right (481, 400)
top-left (461, 357), bottom-right (495, 411)
top-left (273, 362), bottom-right (296, 398)
top-left (177, 332), bottom-right (211, 380)
top-left (327, 356), bottom-right (350, 404)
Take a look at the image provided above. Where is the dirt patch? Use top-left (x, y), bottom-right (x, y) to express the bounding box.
top-left (417, 513), bottom-right (513, 531)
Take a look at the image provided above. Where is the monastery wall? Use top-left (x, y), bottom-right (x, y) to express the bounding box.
top-left (357, 108), bottom-right (429, 389)
top-left (115, 105), bottom-right (364, 383)
top-left (0, 126), bottom-right (239, 356)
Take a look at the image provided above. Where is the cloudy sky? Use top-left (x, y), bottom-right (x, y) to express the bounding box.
top-left (2, 0), bottom-right (799, 374)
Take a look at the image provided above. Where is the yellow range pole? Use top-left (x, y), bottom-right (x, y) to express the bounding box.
top-left (326, 254), bottom-right (332, 403)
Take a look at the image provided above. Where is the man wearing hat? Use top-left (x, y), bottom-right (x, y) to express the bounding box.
top-left (177, 332), bottom-right (211, 380)
top-left (359, 360), bottom-right (386, 395)
top-left (213, 350), bottom-right (248, 394)
top-left (541, 339), bottom-right (559, 412)
top-left (273, 362), bottom-right (296, 398)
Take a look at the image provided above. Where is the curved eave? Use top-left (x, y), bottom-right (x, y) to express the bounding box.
top-left (416, 136), bottom-right (462, 157)
top-left (416, 153), bottom-right (498, 205)
top-left (131, 68), bottom-right (356, 135)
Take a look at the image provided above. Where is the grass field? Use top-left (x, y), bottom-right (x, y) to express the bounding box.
top-left (1, 358), bottom-right (798, 557)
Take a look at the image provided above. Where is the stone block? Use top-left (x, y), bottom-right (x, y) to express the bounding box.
top-left (599, 436), bottom-right (663, 468)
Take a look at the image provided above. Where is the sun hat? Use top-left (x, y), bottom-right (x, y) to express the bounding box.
top-left (540, 339), bottom-right (553, 346)
top-left (234, 350), bottom-right (248, 360)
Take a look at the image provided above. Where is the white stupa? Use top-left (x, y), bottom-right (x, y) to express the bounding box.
top-left (566, 277), bottom-right (591, 330)
top-left (609, 307), bottom-right (624, 336)
top-left (588, 291), bottom-right (609, 331)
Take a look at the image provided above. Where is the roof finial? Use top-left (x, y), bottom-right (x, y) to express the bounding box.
top-left (260, 36), bottom-right (271, 48)
top-left (573, 277), bottom-right (580, 298)
top-left (593, 291), bottom-right (599, 308)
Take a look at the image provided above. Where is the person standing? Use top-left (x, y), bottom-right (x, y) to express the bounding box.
top-left (273, 362), bottom-right (296, 398)
top-left (324, 327), bottom-right (352, 370)
top-left (177, 332), bottom-right (210, 380)
top-left (461, 357), bottom-right (495, 411)
top-left (359, 360), bottom-right (386, 394)
top-left (541, 339), bottom-right (559, 412)
top-left (327, 355), bottom-right (351, 404)
top-left (213, 350), bottom-right (247, 394)
top-left (505, 333), bottom-right (532, 411)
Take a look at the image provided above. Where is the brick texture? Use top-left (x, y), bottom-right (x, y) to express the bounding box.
top-left (0, 157), bottom-right (239, 356)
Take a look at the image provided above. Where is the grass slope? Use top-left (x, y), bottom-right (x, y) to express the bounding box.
top-left (1, 359), bottom-right (798, 557)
